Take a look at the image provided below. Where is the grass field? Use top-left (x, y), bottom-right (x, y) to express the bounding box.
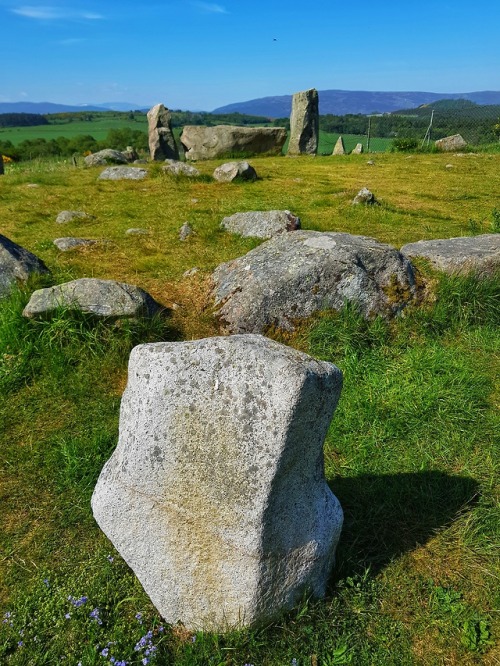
top-left (0, 153), bottom-right (498, 665)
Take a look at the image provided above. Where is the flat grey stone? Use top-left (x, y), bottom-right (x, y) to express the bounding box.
top-left (163, 160), bottom-right (200, 177)
top-left (401, 234), bottom-right (500, 276)
top-left (84, 149), bottom-right (128, 167)
top-left (213, 161), bottom-right (257, 183)
top-left (98, 166), bottom-right (148, 181)
top-left (181, 125), bottom-right (286, 161)
top-left (0, 234), bottom-right (50, 298)
top-left (126, 228), bottom-right (150, 236)
top-left (91, 334), bottom-right (343, 631)
top-left (56, 210), bottom-right (95, 224)
top-left (22, 278), bottom-right (163, 319)
top-left (221, 210), bottom-right (301, 239)
top-left (53, 237), bottom-right (98, 251)
top-left (212, 230), bottom-right (418, 333)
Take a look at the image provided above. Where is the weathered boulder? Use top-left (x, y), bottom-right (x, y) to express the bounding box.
top-left (401, 234), bottom-right (500, 276)
top-left (287, 89), bottom-right (319, 156)
top-left (221, 210), bottom-right (301, 239)
top-left (91, 334), bottom-right (343, 631)
top-left (212, 231), bottom-right (418, 333)
top-left (56, 210), bottom-right (95, 224)
top-left (84, 149), bottom-right (128, 167)
top-left (163, 160), bottom-right (200, 177)
top-left (147, 104), bottom-right (179, 161)
top-left (22, 278), bottom-right (163, 319)
top-left (435, 134), bottom-right (468, 152)
top-left (181, 125), bottom-right (287, 161)
top-left (351, 143), bottom-right (364, 154)
top-left (53, 237), bottom-right (98, 251)
top-left (332, 136), bottom-right (346, 155)
top-left (352, 187), bottom-right (376, 205)
top-left (98, 166), bottom-right (147, 181)
top-left (0, 234), bottom-right (50, 297)
top-left (213, 161), bottom-right (257, 183)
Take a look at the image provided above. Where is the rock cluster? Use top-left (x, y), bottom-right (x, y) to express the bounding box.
top-left (92, 334), bottom-right (344, 631)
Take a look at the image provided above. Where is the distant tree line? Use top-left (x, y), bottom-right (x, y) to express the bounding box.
top-left (0, 113), bottom-right (49, 127)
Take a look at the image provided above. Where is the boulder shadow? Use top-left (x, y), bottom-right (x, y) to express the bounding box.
top-left (327, 470), bottom-right (479, 581)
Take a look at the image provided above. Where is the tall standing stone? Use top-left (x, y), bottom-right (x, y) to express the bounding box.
top-left (92, 334), bottom-right (344, 631)
top-left (287, 88), bottom-right (319, 156)
top-left (147, 104), bottom-right (179, 161)
top-left (332, 136), bottom-right (346, 155)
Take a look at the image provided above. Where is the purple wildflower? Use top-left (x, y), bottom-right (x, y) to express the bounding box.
top-left (68, 595), bottom-right (88, 608)
top-left (89, 608), bottom-right (102, 625)
top-left (65, 613), bottom-right (71, 620)
top-left (135, 612), bottom-right (143, 623)
top-left (100, 647), bottom-right (109, 657)
top-left (18, 641), bottom-right (24, 648)
top-left (43, 578), bottom-right (50, 587)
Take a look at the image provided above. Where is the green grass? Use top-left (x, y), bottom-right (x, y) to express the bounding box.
top-left (0, 154), bottom-right (499, 664)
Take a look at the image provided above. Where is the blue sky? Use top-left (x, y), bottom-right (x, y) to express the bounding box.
top-left (1, 0), bottom-right (498, 110)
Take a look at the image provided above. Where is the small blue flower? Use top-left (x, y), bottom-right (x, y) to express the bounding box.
top-left (43, 578), bottom-right (50, 587)
top-left (17, 641), bottom-right (24, 648)
top-left (291, 660), bottom-right (298, 666)
top-left (135, 612), bottom-right (143, 623)
top-left (89, 608), bottom-right (102, 625)
top-left (100, 647), bottom-right (109, 657)
top-left (107, 555), bottom-right (114, 563)
top-left (65, 613), bottom-right (71, 620)
top-left (142, 659), bottom-right (149, 666)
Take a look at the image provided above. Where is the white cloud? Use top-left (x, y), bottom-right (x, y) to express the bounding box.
top-left (193, 2), bottom-right (228, 14)
top-left (12, 6), bottom-right (103, 20)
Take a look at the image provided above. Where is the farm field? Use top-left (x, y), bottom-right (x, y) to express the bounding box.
top-left (0, 152), bottom-right (499, 665)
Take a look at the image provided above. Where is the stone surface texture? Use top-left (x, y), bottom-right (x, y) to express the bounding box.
top-left (181, 125), bottom-right (287, 161)
top-left (212, 231), bottom-right (417, 333)
top-left (435, 134), bottom-right (468, 151)
top-left (0, 234), bottom-right (50, 297)
top-left (179, 222), bottom-right (193, 241)
top-left (53, 237), bottom-right (98, 251)
top-left (56, 210), bottom-right (94, 224)
top-left (98, 166), bottom-right (147, 181)
top-left (147, 104), bottom-right (179, 161)
top-left (221, 210), bottom-right (301, 239)
top-left (401, 234), bottom-right (500, 276)
top-left (22, 278), bottom-right (162, 318)
top-left (352, 187), bottom-right (376, 205)
top-left (91, 334), bottom-right (343, 631)
top-left (287, 89), bottom-right (319, 156)
top-left (213, 161), bottom-right (257, 183)
top-left (84, 149), bottom-right (128, 167)
top-left (332, 136), bottom-right (346, 155)
top-left (163, 160), bottom-right (200, 177)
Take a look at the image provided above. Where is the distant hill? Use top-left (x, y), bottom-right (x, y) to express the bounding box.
top-left (212, 90), bottom-right (500, 117)
top-left (0, 101), bottom-right (146, 114)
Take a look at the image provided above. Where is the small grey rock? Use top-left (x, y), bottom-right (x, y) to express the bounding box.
top-left (0, 234), bottom-right (50, 298)
top-left (98, 166), bottom-right (148, 181)
top-left (352, 187), bottom-right (377, 205)
top-left (163, 160), bottom-right (200, 177)
top-left (179, 222), bottom-right (193, 241)
top-left (84, 149), bottom-right (128, 167)
top-left (183, 267), bottom-right (200, 277)
top-left (213, 161), bottom-right (257, 183)
top-left (401, 234), bottom-right (500, 276)
top-left (56, 210), bottom-right (95, 224)
top-left (53, 237), bottom-right (98, 251)
top-left (22, 278), bottom-right (163, 319)
top-left (221, 210), bottom-right (301, 239)
top-left (126, 228), bottom-right (150, 236)
top-left (367, 160), bottom-right (375, 166)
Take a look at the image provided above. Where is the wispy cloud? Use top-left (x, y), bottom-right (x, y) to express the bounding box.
top-left (193, 2), bottom-right (228, 14)
top-left (12, 6), bottom-right (104, 21)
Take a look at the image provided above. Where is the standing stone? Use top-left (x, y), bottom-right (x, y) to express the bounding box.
top-left (351, 143), bottom-right (364, 154)
top-left (91, 334), bottom-right (343, 631)
top-left (287, 89), bottom-right (319, 156)
top-left (147, 104), bottom-right (179, 161)
top-left (332, 136), bottom-right (346, 155)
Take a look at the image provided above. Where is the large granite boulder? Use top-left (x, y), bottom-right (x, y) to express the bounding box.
top-left (212, 231), bottom-right (418, 333)
top-left (0, 234), bottom-right (50, 297)
top-left (22, 278), bottom-right (163, 319)
top-left (162, 160), bottom-right (200, 177)
top-left (147, 104), bottom-right (179, 161)
top-left (435, 134), bottom-right (468, 152)
top-left (213, 161), bottom-right (257, 183)
top-left (221, 210), bottom-right (301, 239)
top-left (84, 149), bottom-right (128, 167)
top-left (91, 334), bottom-right (343, 631)
top-left (401, 234), bottom-right (500, 276)
top-left (287, 89), bottom-right (319, 156)
top-left (181, 125), bottom-right (287, 161)
top-left (98, 166), bottom-right (147, 181)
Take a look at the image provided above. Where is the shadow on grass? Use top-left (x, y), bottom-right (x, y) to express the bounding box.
top-left (328, 470), bottom-right (479, 581)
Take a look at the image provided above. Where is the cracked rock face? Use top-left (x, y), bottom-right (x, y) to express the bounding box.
top-left (212, 231), bottom-right (418, 333)
top-left (91, 334), bottom-right (343, 631)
